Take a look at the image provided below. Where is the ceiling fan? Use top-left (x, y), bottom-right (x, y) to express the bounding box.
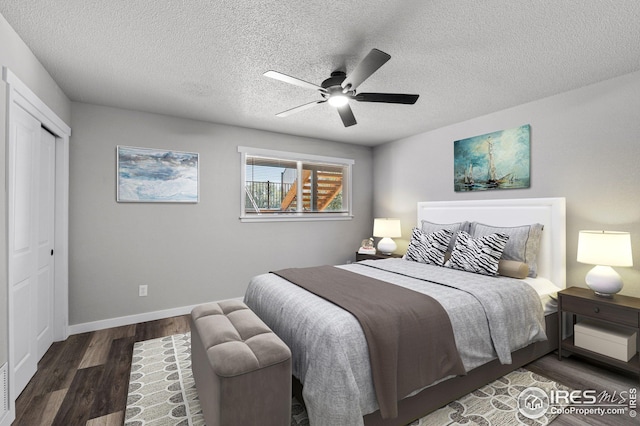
top-left (264, 48), bottom-right (420, 127)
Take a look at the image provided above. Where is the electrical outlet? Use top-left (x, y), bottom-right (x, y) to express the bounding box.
top-left (139, 285), bottom-right (148, 297)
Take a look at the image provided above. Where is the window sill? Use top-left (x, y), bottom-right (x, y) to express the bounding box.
top-left (240, 214), bottom-right (353, 223)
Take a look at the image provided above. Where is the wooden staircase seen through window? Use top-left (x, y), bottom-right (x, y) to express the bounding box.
top-left (280, 169), bottom-right (343, 211)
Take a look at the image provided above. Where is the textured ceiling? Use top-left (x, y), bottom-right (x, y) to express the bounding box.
top-left (2, 1), bottom-right (640, 146)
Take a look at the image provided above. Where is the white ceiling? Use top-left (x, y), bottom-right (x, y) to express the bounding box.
top-left (2, 1), bottom-right (640, 146)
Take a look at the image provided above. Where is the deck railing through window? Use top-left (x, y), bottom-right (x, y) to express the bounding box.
top-left (245, 181), bottom-right (294, 212)
top-left (239, 146), bottom-right (353, 221)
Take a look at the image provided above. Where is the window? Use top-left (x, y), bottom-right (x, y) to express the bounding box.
top-left (239, 146), bottom-right (354, 222)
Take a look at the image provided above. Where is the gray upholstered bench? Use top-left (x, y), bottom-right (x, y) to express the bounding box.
top-left (190, 299), bottom-right (292, 426)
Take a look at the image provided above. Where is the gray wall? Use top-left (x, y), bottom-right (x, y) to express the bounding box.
top-left (0, 13), bottom-right (71, 366)
top-left (69, 103), bottom-right (373, 325)
top-left (373, 70), bottom-right (640, 297)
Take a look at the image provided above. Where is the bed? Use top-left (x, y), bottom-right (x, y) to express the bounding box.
top-left (244, 197), bottom-right (566, 426)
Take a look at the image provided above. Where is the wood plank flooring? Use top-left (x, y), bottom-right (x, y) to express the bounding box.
top-left (12, 315), bottom-right (637, 425)
top-left (13, 315), bottom-right (190, 426)
top-left (527, 355), bottom-right (637, 426)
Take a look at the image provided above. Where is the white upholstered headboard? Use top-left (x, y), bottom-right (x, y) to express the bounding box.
top-left (417, 198), bottom-right (566, 289)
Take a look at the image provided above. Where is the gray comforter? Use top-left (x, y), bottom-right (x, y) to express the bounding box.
top-left (244, 258), bottom-right (547, 426)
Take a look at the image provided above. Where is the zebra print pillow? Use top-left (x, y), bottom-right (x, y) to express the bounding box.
top-left (446, 231), bottom-right (509, 276)
top-left (403, 228), bottom-right (453, 265)
top-left (421, 220), bottom-right (469, 252)
top-left (469, 222), bottom-right (543, 278)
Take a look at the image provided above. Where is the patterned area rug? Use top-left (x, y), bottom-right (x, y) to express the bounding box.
top-left (125, 333), bottom-right (568, 425)
top-left (409, 368), bottom-right (569, 425)
top-left (125, 333), bottom-right (203, 425)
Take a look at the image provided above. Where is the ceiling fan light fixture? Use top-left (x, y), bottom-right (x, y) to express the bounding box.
top-left (264, 48), bottom-right (420, 127)
top-left (328, 95), bottom-right (349, 107)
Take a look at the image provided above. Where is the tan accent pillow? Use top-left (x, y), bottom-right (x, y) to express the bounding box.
top-left (497, 260), bottom-right (529, 279)
top-left (444, 252), bottom-right (529, 279)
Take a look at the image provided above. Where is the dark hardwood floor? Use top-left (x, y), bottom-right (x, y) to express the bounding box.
top-left (13, 315), bottom-right (191, 426)
top-left (527, 355), bottom-right (637, 426)
top-left (12, 315), bottom-right (637, 425)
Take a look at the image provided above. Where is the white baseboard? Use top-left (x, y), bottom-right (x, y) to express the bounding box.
top-left (67, 297), bottom-right (244, 335)
top-left (0, 411), bottom-right (14, 426)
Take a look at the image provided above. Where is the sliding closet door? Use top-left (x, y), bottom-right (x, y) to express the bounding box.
top-left (8, 105), bottom-right (56, 395)
top-left (36, 128), bottom-right (56, 360)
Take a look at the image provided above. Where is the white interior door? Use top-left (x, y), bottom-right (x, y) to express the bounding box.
top-left (8, 105), bottom-right (55, 396)
top-left (4, 68), bottom-right (70, 425)
top-left (36, 128), bottom-right (56, 360)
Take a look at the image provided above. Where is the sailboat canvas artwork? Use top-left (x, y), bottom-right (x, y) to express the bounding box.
top-left (454, 124), bottom-right (531, 192)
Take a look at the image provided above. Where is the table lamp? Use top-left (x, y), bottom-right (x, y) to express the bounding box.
top-left (577, 230), bottom-right (633, 297)
top-left (373, 218), bottom-right (401, 254)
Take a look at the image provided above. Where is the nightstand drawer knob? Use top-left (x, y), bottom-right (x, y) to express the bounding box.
top-left (593, 307), bottom-right (600, 313)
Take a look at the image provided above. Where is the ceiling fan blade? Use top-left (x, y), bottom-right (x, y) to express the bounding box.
top-left (341, 49), bottom-right (391, 92)
top-left (264, 70), bottom-right (327, 93)
top-left (275, 100), bottom-right (327, 117)
top-left (337, 103), bottom-right (357, 127)
top-left (354, 92), bottom-right (420, 104)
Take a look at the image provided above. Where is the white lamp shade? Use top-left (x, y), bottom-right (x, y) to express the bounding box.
top-left (373, 218), bottom-right (402, 238)
top-left (577, 230), bottom-right (633, 267)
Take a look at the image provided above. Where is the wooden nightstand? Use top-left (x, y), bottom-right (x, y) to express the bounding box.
top-left (355, 252), bottom-right (403, 262)
top-left (558, 286), bottom-right (640, 382)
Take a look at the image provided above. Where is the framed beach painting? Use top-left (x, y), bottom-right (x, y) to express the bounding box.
top-left (454, 124), bottom-right (531, 192)
top-left (117, 146), bottom-right (199, 202)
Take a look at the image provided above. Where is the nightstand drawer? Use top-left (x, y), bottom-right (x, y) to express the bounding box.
top-left (562, 296), bottom-right (639, 327)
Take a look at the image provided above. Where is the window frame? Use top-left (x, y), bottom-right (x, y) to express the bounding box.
top-left (238, 146), bottom-right (354, 222)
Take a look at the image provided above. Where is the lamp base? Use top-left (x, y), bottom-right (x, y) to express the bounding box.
top-left (585, 265), bottom-right (623, 297)
top-left (593, 291), bottom-right (615, 298)
top-left (377, 237), bottom-right (397, 255)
